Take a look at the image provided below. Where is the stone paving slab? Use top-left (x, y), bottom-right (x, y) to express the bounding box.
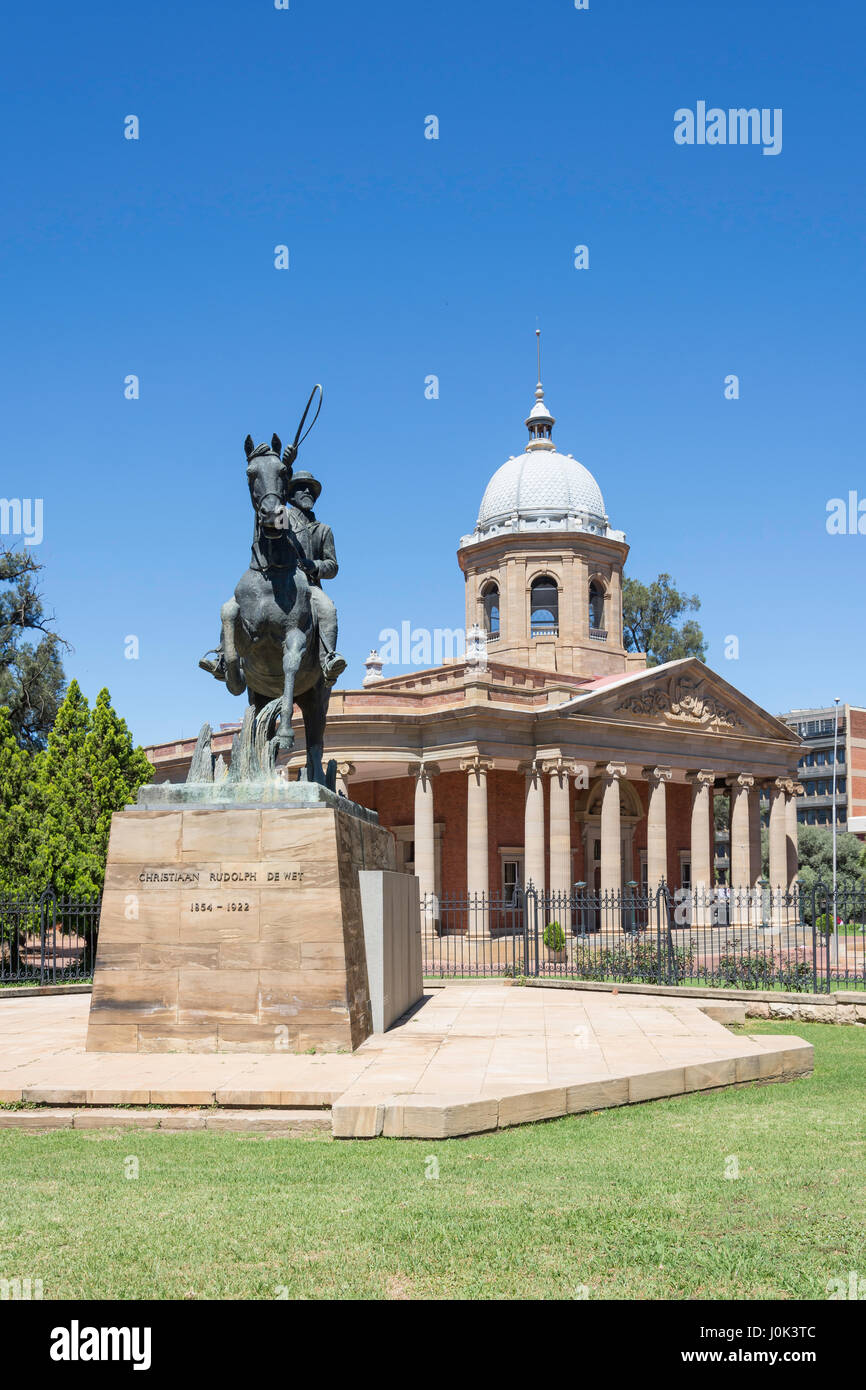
top-left (0, 986), bottom-right (813, 1138)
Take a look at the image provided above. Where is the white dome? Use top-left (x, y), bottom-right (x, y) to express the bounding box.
top-left (459, 372), bottom-right (624, 547)
top-left (473, 450), bottom-right (611, 539)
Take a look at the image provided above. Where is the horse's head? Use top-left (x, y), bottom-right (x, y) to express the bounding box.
top-left (243, 433), bottom-right (294, 539)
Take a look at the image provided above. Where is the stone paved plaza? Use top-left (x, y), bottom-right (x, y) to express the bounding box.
top-left (0, 984), bottom-right (812, 1138)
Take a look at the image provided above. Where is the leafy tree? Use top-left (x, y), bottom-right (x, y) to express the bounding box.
top-left (0, 706), bottom-right (38, 894)
top-left (796, 824), bottom-right (866, 900)
top-left (0, 548), bottom-right (67, 749)
top-left (622, 573), bottom-right (706, 667)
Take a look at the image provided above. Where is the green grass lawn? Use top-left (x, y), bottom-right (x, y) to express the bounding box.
top-left (0, 1021), bottom-right (864, 1300)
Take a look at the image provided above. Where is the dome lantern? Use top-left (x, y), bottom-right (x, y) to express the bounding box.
top-left (525, 331), bottom-right (556, 451)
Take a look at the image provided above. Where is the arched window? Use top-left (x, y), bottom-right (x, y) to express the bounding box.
top-left (530, 575), bottom-right (559, 636)
top-left (589, 579), bottom-right (605, 633)
top-left (481, 583), bottom-right (500, 638)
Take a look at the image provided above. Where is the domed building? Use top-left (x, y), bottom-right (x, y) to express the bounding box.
top-left (457, 378), bottom-right (634, 678)
top-left (147, 358), bottom-right (803, 923)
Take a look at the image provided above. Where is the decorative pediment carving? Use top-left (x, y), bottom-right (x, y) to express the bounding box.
top-left (615, 674), bottom-right (743, 731)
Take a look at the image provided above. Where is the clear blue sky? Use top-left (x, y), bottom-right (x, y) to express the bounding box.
top-left (2, 0), bottom-right (864, 745)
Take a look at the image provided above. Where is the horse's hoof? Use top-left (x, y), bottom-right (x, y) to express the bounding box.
top-left (278, 735), bottom-right (295, 753)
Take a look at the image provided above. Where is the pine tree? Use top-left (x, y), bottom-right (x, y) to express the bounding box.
top-left (0, 705), bottom-right (38, 894)
top-left (6, 683), bottom-right (153, 897)
top-left (80, 688), bottom-right (153, 887)
top-left (32, 680), bottom-right (92, 894)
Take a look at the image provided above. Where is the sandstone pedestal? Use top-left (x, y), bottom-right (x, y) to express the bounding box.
top-left (86, 783), bottom-right (397, 1054)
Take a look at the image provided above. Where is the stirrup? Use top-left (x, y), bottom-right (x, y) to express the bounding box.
top-left (322, 653), bottom-right (347, 685)
top-left (199, 651), bottom-right (227, 681)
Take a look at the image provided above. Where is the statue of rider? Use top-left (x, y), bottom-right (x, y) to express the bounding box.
top-left (199, 461), bottom-right (347, 687)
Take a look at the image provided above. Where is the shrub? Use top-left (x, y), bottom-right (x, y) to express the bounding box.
top-left (543, 921), bottom-right (566, 952)
top-left (569, 937), bottom-right (694, 985)
top-left (776, 958), bottom-right (814, 993)
top-left (716, 950), bottom-right (776, 989)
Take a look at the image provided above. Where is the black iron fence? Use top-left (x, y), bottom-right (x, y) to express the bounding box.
top-left (2, 881), bottom-right (863, 996)
top-left (422, 882), bottom-right (866, 994)
top-left (0, 890), bottom-right (100, 984)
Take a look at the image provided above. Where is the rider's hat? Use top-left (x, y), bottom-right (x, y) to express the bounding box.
top-left (288, 470), bottom-right (322, 503)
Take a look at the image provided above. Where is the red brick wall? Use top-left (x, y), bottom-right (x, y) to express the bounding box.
top-left (348, 771), bottom-right (467, 897)
top-left (667, 782), bottom-right (693, 888)
top-left (488, 770), bottom-right (528, 895)
top-left (849, 710), bottom-right (866, 822)
top-left (436, 771), bottom-right (467, 896)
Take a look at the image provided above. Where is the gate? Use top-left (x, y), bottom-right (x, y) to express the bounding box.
top-left (808, 880), bottom-right (866, 990)
top-left (0, 889), bottom-right (100, 983)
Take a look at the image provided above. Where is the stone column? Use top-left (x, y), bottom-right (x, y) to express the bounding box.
top-left (727, 773), bottom-right (753, 925)
top-left (687, 770), bottom-right (714, 925)
top-left (599, 763), bottom-right (627, 913)
top-left (768, 779), bottom-right (788, 891)
top-left (335, 761), bottom-right (355, 798)
top-left (543, 758), bottom-right (577, 929)
top-left (523, 760), bottom-right (546, 894)
top-left (460, 756), bottom-right (493, 903)
top-left (748, 782), bottom-right (763, 888)
top-left (542, 758), bottom-right (574, 899)
top-left (410, 761), bottom-right (439, 919)
top-left (767, 777), bottom-right (790, 929)
top-left (727, 774), bottom-right (753, 890)
top-left (787, 780), bottom-right (802, 890)
top-left (642, 766), bottom-right (672, 892)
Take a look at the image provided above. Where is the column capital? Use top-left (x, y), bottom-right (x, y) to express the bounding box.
top-left (409, 761), bottom-right (440, 780)
top-left (460, 755), bottom-right (495, 775)
top-left (336, 761), bottom-right (356, 779)
top-left (772, 776), bottom-right (790, 794)
top-left (792, 780), bottom-right (805, 797)
top-left (725, 772), bottom-right (754, 790)
top-left (541, 755), bottom-right (579, 778)
top-left (641, 765), bottom-right (673, 785)
top-left (599, 760), bottom-right (628, 783)
top-left (686, 768), bottom-right (715, 787)
top-left (518, 758), bottom-right (543, 779)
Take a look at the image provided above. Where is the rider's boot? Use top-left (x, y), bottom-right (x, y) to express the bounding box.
top-left (199, 649), bottom-right (228, 682)
top-left (321, 650), bottom-right (347, 685)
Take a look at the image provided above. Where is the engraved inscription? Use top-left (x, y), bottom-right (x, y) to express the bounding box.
top-left (138, 862), bottom-right (305, 886)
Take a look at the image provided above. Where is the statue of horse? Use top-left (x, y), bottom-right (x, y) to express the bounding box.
top-left (217, 434), bottom-right (332, 786)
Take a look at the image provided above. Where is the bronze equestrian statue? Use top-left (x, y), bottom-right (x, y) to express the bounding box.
top-left (199, 388), bottom-right (346, 786)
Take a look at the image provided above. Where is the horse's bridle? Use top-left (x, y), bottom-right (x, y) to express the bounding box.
top-left (252, 492), bottom-right (309, 575)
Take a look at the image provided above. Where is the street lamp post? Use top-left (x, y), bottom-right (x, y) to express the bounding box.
top-left (831, 697), bottom-right (841, 958)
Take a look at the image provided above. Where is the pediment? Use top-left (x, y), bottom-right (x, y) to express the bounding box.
top-left (563, 661), bottom-right (799, 743)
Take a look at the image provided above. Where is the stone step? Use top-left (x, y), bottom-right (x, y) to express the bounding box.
top-left (0, 1108), bottom-right (333, 1134)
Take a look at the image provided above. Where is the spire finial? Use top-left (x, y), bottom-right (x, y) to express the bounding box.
top-left (524, 329), bottom-right (555, 450)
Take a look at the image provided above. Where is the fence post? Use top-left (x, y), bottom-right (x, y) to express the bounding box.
top-left (805, 883), bottom-right (817, 995)
top-left (39, 887), bottom-right (57, 985)
top-left (528, 883), bottom-right (540, 978)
